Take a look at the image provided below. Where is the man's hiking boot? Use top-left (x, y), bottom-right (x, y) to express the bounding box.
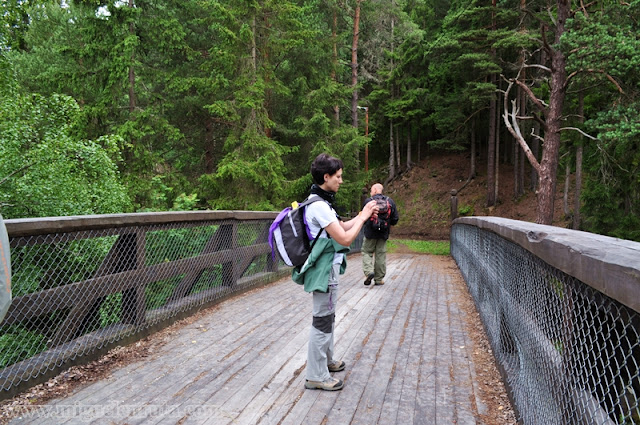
top-left (364, 273), bottom-right (374, 286)
top-left (305, 377), bottom-right (344, 391)
top-left (328, 360), bottom-right (345, 372)
top-left (375, 280), bottom-right (384, 286)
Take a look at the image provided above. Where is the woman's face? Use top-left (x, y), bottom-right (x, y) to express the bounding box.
top-left (323, 168), bottom-right (343, 193)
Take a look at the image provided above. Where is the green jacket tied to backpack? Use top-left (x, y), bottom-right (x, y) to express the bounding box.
top-left (292, 238), bottom-right (349, 293)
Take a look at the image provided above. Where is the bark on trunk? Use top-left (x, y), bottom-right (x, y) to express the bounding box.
top-left (502, 1), bottom-right (570, 225)
top-left (205, 118), bottom-right (215, 174)
top-left (487, 75), bottom-right (497, 206)
top-left (573, 90), bottom-right (584, 229)
top-left (251, 13), bottom-right (257, 123)
top-left (470, 120), bottom-right (476, 179)
top-left (128, 0), bottom-right (136, 114)
top-left (264, 12), bottom-right (272, 138)
top-left (406, 124), bottom-right (412, 168)
top-left (495, 83), bottom-right (501, 203)
top-left (351, 0), bottom-right (362, 128)
top-left (530, 135), bottom-right (539, 192)
top-left (389, 120), bottom-right (395, 178)
top-left (395, 125), bottom-right (401, 170)
top-left (563, 162), bottom-right (570, 216)
top-left (536, 2), bottom-right (569, 225)
top-left (332, 9), bottom-right (340, 124)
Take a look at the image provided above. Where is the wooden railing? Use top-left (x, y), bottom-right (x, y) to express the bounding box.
top-left (451, 217), bottom-right (640, 425)
top-left (1, 211), bottom-right (290, 399)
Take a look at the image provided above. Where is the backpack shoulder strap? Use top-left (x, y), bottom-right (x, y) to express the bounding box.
top-left (298, 196), bottom-right (324, 208)
top-left (300, 196), bottom-right (328, 245)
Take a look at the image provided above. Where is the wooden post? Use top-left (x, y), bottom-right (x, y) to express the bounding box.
top-left (450, 190), bottom-right (458, 221)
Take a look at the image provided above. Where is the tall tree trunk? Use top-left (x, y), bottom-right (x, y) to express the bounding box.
top-left (518, 78), bottom-right (526, 196)
top-left (494, 88), bottom-right (500, 203)
top-left (519, 140), bottom-right (525, 196)
top-left (487, 2), bottom-right (497, 206)
top-left (331, 8), bottom-right (340, 124)
top-left (470, 120), bottom-right (476, 179)
top-left (389, 120), bottom-right (396, 178)
top-left (530, 135), bottom-right (539, 191)
top-left (351, 0), bottom-right (362, 128)
top-left (573, 90), bottom-right (584, 229)
top-left (395, 125), bottom-right (401, 170)
top-left (536, 2), bottom-right (569, 225)
top-left (573, 144), bottom-right (583, 228)
top-left (128, 0), bottom-right (136, 115)
top-left (264, 12), bottom-right (272, 138)
top-left (205, 118), bottom-right (215, 174)
top-left (406, 124), bottom-right (412, 168)
top-left (503, 1), bottom-right (570, 225)
top-left (417, 128), bottom-right (421, 162)
top-left (250, 12), bottom-right (257, 124)
top-left (563, 161), bottom-right (570, 216)
top-left (262, 13), bottom-right (273, 138)
top-left (513, 140), bottom-right (519, 198)
top-left (487, 84), bottom-right (496, 206)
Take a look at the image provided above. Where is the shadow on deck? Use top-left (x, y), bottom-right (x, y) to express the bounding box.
top-left (6, 254), bottom-right (515, 425)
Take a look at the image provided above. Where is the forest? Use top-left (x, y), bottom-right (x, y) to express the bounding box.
top-left (1, 0), bottom-right (639, 241)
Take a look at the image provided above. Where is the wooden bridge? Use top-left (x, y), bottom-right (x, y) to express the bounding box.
top-left (3, 213), bottom-right (638, 425)
top-left (3, 253), bottom-right (513, 425)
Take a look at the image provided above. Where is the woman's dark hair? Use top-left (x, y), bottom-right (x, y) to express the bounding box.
top-left (310, 153), bottom-right (343, 185)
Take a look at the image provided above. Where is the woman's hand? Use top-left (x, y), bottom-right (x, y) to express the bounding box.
top-left (330, 200), bottom-right (379, 245)
top-left (360, 200), bottom-right (379, 222)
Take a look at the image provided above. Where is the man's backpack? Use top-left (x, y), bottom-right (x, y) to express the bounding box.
top-left (268, 197), bottom-right (325, 267)
top-left (370, 194), bottom-right (391, 232)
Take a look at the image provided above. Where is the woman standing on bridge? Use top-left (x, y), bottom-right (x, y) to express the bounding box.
top-left (292, 153), bottom-right (378, 391)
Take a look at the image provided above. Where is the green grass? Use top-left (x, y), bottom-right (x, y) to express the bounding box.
top-left (387, 239), bottom-right (450, 255)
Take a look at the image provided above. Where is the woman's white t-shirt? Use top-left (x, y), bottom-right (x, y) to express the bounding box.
top-left (305, 194), bottom-right (344, 264)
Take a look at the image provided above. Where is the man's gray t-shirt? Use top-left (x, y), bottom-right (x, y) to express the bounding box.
top-left (305, 195), bottom-right (344, 265)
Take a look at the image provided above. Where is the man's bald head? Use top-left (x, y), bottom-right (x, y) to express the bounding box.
top-left (370, 183), bottom-right (383, 196)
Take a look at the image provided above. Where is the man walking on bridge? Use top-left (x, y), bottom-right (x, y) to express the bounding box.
top-left (362, 183), bottom-right (399, 286)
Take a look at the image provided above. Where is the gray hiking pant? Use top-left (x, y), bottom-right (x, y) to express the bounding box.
top-left (362, 237), bottom-right (387, 283)
top-left (306, 263), bottom-right (340, 382)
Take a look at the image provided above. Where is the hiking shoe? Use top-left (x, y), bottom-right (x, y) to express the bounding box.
top-left (364, 273), bottom-right (374, 286)
top-left (328, 360), bottom-right (345, 372)
top-left (375, 280), bottom-right (384, 286)
top-left (305, 377), bottom-right (344, 391)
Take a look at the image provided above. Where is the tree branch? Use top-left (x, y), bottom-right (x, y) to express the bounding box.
top-left (502, 80), bottom-right (542, 174)
top-left (524, 63), bottom-right (551, 73)
top-left (559, 126), bottom-right (599, 141)
top-left (541, 23), bottom-right (553, 58)
top-left (567, 69), bottom-right (624, 94)
top-left (514, 78), bottom-right (548, 114)
top-left (530, 127), bottom-right (545, 143)
top-left (0, 163), bottom-right (34, 187)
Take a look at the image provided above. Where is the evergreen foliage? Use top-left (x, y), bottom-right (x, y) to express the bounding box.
top-left (0, 54), bottom-right (131, 217)
top-left (0, 0), bottom-right (638, 239)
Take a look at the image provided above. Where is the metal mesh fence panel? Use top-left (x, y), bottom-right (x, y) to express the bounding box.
top-left (0, 218), bottom-right (279, 395)
top-left (451, 223), bottom-right (640, 425)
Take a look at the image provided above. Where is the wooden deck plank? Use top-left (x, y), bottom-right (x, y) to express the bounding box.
top-left (51, 282), bottom-right (296, 417)
top-left (129, 286), bottom-right (311, 424)
top-left (447, 271), bottom-right (483, 424)
top-left (329, 257), bottom-right (421, 425)
top-left (62, 281), bottom-right (303, 425)
top-left (8, 253), bottom-right (501, 425)
top-left (414, 263), bottom-right (442, 424)
top-left (380, 256), bottom-right (433, 425)
top-left (67, 282), bottom-right (298, 423)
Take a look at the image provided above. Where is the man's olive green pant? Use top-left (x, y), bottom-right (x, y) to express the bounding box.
top-left (362, 237), bottom-right (387, 284)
